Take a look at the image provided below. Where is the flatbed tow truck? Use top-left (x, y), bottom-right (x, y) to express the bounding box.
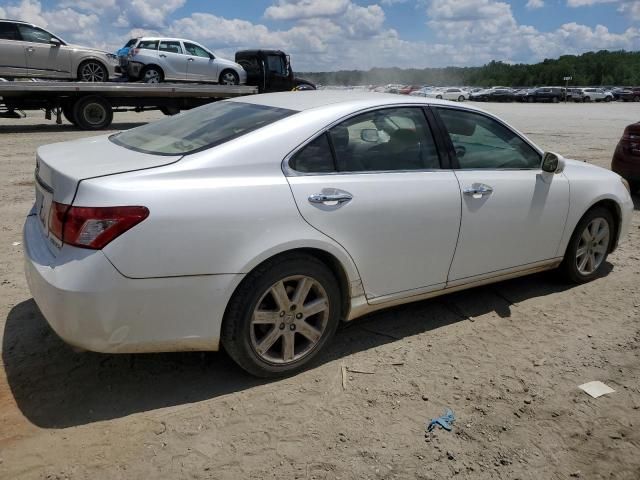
top-left (0, 81), bottom-right (258, 130)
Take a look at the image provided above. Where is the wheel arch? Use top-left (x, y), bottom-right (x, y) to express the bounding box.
top-left (231, 244), bottom-right (360, 322)
top-left (565, 197), bottom-right (623, 256)
top-left (142, 63), bottom-right (164, 75)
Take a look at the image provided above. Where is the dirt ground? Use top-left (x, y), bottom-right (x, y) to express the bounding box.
top-left (0, 102), bottom-right (639, 480)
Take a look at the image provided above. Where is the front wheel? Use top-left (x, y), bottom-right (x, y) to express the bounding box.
top-left (219, 69), bottom-right (239, 85)
top-left (559, 207), bottom-right (614, 283)
top-left (458, 95), bottom-right (465, 102)
top-left (78, 60), bottom-right (107, 82)
top-left (221, 254), bottom-right (342, 377)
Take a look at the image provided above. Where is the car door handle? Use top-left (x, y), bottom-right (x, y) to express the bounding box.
top-left (308, 193), bottom-right (353, 205)
top-left (26, 47), bottom-right (35, 52)
top-left (463, 184), bottom-right (494, 196)
top-left (188, 58), bottom-right (194, 62)
top-left (159, 54), bottom-right (167, 58)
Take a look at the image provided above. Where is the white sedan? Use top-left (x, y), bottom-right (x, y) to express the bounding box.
top-left (24, 92), bottom-right (633, 377)
top-left (427, 87), bottom-right (468, 101)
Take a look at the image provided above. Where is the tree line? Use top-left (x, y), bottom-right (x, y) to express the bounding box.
top-left (299, 50), bottom-right (640, 87)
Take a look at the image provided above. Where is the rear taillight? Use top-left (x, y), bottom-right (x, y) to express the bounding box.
top-left (49, 202), bottom-right (149, 249)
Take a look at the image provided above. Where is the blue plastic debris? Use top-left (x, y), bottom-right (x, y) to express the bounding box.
top-left (427, 408), bottom-right (455, 432)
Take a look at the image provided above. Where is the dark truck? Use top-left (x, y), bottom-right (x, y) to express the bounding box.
top-left (235, 50), bottom-right (315, 93)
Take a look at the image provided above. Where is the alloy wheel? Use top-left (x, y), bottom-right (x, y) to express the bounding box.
top-left (575, 217), bottom-right (609, 275)
top-left (250, 275), bottom-right (329, 365)
top-left (80, 62), bottom-right (105, 82)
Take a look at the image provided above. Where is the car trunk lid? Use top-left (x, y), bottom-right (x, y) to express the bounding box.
top-left (33, 134), bottom-right (181, 249)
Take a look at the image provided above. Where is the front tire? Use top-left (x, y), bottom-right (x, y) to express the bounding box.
top-left (221, 254), bottom-right (342, 377)
top-left (219, 69), bottom-right (239, 85)
top-left (560, 207), bottom-right (614, 284)
top-left (77, 60), bottom-right (107, 82)
top-left (458, 95), bottom-right (465, 102)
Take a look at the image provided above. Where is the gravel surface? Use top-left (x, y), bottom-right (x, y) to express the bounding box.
top-left (0, 102), bottom-right (639, 480)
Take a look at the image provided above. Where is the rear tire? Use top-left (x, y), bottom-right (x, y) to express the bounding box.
top-left (141, 66), bottom-right (163, 84)
top-left (559, 207), bottom-right (614, 284)
top-left (221, 253), bottom-right (341, 378)
top-left (458, 95), bottom-right (464, 102)
top-left (72, 96), bottom-right (113, 130)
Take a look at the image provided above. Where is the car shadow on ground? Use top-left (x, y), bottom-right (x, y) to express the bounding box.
top-left (2, 266), bottom-right (611, 429)
top-left (0, 122), bottom-right (148, 134)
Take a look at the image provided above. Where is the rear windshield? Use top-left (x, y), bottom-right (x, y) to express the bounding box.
top-left (110, 101), bottom-right (296, 155)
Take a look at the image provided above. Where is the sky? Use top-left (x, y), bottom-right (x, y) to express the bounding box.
top-left (0, 0), bottom-right (638, 71)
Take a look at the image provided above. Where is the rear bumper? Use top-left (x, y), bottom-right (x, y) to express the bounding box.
top-left (23, 214), bottom-right (243, 353)
top-left (612, 148), bottom-right (640, 182)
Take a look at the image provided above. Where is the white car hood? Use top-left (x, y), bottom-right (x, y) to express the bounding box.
top-left (37, 134), bottom-right (182, 204)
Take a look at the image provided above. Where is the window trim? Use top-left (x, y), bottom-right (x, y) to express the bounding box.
top-left (283, 104), bottom-right (449, 177)
top-left (431, 105), bottom-right (544, 171)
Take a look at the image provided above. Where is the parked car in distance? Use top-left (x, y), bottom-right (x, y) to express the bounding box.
top-left (565, 88), bottom-right (585, 102)
top-left (612, 122), bottom-right (640, 192)
top-left (514, 88), bottom-right (535, 102)
top-left (120, 37), bottom-right (246, 84)
top-left (619, 87), bottom-right (640, 102)
top-left (24, 91), bottom-right (633, 377)
top-left (470, 88), bottom-right (515, 102)
top-left (0, 19), bottom-right (120, 81)
top-left (399, 85), bottom-right (422, 95)
top-left (581, 88), bottom-right (613, 102)
top-left (527, 87), bottom-right (563, 103)
top-left (429, 87), bottom-right (467, 101)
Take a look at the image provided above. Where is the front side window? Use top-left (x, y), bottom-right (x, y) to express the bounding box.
top-left (159, 40), bottom-right (183, 54)
top-left (137, 40), bottom-right (159, 50)
top-left (267, 55), bottom-right (286, 75)
top-left (111, 101), bottom-right (295, 155)
top-left (0, 22), bottom-right (20, 40)
top-left (437, 108), bottom-right (541, 169)
top-left (184, 42), bottom-right (210, 58)
top-left (17, 24), bottom-right (54, 43)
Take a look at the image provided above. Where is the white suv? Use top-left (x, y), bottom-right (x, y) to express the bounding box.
top-left (581, 88), bottom-right (614, 102)
top-left (120, 37), bottom-right (247, 85)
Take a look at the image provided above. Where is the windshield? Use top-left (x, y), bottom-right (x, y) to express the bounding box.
top-left (110, 101), bottom-right (296, 155)
top-left (124, 38), bottom-right (137, 48)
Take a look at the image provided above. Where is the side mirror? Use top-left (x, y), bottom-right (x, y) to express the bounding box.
top-left (541, 151), bottom-right (565, 173)
top-left (360, 129), bottom-right (379, 143)
top-left (49, 37), bottom-right (61, 46)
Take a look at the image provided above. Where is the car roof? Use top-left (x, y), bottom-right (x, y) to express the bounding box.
top-left (228, 90), bottom-right (489, 114)
top-left (136, 37), bottom-right (199, 43)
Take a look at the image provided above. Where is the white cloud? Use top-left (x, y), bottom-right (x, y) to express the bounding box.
top-left (526, 0), bottom-right (545, 9)
top-left (264, 0), bottom-right (350, 21)
top-left (566, 0), bottom-right (617, 6)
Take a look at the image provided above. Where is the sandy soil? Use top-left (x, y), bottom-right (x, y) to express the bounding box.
top-left (0, 103), bottom-right (639, 480)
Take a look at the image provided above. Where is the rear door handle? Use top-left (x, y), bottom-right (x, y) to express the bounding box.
top-left (188, 58), bottom-right (194, 62)
top-left (159, 54), bottom-right (167, 58)
top-left (308, 193), bottom-right (353, 205)
top-left (26, 47), bottom-right (35, 52)
top-left (463, 184), bottom-right (494, 197)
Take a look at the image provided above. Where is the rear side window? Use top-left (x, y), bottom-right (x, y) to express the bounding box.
top-left (289, 134), bottom-right (335, 173)
top-left (111, 101), bottom-right (295, 155)
top-left (159, 41), bottom-right (183, 54)
top-left (138, 40), bottom-right (158, 50)
top-left (0, 22), bottom-right (20, 40)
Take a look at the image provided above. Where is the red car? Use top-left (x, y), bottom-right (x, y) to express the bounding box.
top-left (612, 122), bottom-right (640, 192)
top-left (398, 85), bottom-right (422, 95)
